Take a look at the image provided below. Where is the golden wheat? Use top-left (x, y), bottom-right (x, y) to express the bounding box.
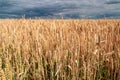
top-left (0, 19), bottom-right (120, 80)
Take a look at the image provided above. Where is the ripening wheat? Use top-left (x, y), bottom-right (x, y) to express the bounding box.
top-left (0, 19), bottom-right (120, 80)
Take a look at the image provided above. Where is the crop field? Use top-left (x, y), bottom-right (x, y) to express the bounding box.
top-left (0, 19), bottom-right (120, 80)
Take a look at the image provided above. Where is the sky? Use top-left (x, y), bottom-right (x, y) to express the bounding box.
top-left (0, 0), bottom-right (120, 19)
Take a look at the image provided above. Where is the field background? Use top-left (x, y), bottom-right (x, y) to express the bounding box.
top-left (0, 19), bottom-right (120, 80)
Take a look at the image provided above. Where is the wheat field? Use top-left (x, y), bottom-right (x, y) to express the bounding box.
top-left (0, 19), bottom-right (120, 80)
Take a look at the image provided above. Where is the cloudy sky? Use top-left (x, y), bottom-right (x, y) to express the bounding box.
top-left (0, 0), bottom-right (120, 19)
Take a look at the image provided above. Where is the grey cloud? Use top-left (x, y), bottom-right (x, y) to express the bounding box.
top-left (0, 0), bottom-right (120, 18)
top-left (105, 0), bottom-right (120, 4)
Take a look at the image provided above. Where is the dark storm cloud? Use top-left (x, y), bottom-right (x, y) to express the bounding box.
top-left (0, 0), bottom-right (120, 19)
top-left (105, 1), bottom-right (120, 4)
